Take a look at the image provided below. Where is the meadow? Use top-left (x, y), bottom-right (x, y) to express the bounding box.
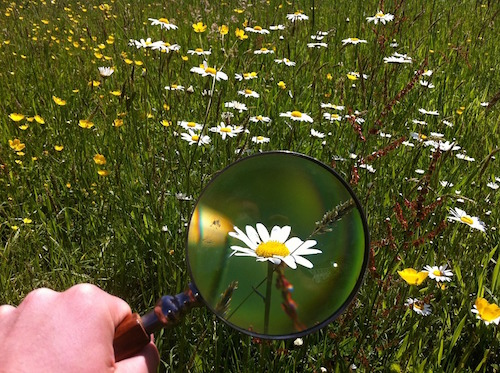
top-left (0, 0), bottom-right (499, 371)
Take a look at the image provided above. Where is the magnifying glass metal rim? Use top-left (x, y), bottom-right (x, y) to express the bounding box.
top-left (185, 150), bottom-right (370, 340)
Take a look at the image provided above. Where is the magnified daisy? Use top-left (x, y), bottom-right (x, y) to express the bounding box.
top-left (423, 264), bottom-right (453, 282)
top-left (448, 207), bottom-right (486, 232)
top-left (405, 298), bottom-right (432, 316)
top-left (280, 111), bottom-right (313, 123)
top-left (228, 223), bottom-right (321, 269)
top-left (472, 298), bottom-right (500, 325)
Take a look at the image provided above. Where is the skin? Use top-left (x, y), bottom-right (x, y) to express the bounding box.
top-left (0, 284), bottom-right (159, 373)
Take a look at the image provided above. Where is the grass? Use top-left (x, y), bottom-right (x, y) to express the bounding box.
top-left (0, 0), bottom-right (499, 371)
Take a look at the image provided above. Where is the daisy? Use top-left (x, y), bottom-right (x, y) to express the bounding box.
top-left (224, 101), bottom-right (248, 113)
top-left (274, 58), bottom-right (296, 66)
top-left (244, 25), bottom-right (269, 34)
top-left (348, 72), bottom-right (369, 80)
top-left (448, 207), bottom-right (486, 232)
top-left (150, 42), bottom-right (180, 52)
top-left (310, 129), bottom-right (326, 138)
top-left (341, 37), bottom-right (367, 45)
top-left (280, 111), bottom-right (313, 123)
top-left (366, 10), bottom-right (394, 24)
top-left (472, 298), bottom-right (500, 325)
top-left (307, 42), bottom-right (328, 49)
top-left (286, 11), bottom-right (309, 22)
top-left (98, 67), bottom-right (114, 77)
top-left (165, 84), bottom-right (185, 91)
top-left (456, 153), bottom-right (475, 162)
top-left (252, 135), bottom-right (270, 144)
top-left (480, 102), bottom-right (489, 107)
top-left (269, 24), bottom-right (286, 31)
top-left (423, 264), bottom-right (453, 282)
top-left (405, 298), bottom-right (432, 316)
top-left (235, 72), bottom-right (258, 81)
top-left (398, 268), bottom-right (428, 285)
top-left (187, 48), bottom-right (211, 56)
top-left (209, 123), bottom-right (244, 140)
top-left (487, 182), bottom-right (499, 190)
top-left (228, 223), bottom-right (321, 269)
top-left (418, 108), bottom-right (439, 116)
top-left (250, 115), bottom-right (271, 123)
top-left (323, 113), bottom-right (342, 122)
top-left (148, 18), bottom-right (178, 30)
top-left (237, 89), bottom-right (260, 98)
top-left (254, 47), bottom-right (274, 55)
top-left (321, 103), bottom-right (345, 111)
top-left (178, 121), bottom-right (203, 131)
top-left (190, 61), bottom-right (228, 81)
top-left (419, 80), bottom-right (435, 88)
top-left (384, 52), bottom-right (412, 64)
top-left (180, 130), bottom-right (210, 146)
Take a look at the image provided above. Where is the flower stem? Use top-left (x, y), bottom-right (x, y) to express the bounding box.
top-left (263, 262), bottom-right (274, 334)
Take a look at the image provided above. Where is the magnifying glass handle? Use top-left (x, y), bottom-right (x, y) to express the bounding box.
top-left (113, 283), bottom-right (202, 361)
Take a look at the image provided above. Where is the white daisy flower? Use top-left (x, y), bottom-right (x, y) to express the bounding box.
top-left (448, 207), bottom-right (486, 232)
top-left (419, 80), bottom-right (435, 88)
top-left (250, 115), bottom-right (271, 123)
top-left (254, 47), bottom-right (274, 55)
top-left (224, 101), bottom-right (248, 113)
top-left (274, 58), bottom-right (296, 66)
top-left (311, 129), bottom-right (326, 138)
top-left (321, 103), bottom-right (345, 111)
top-left (165, 84), bottom-right (185, 91)
top-left (423, 264), bottom-right (453, 282)
top-left (252, 135), bottom-right (270, 144)
top-left (237, 89), bottom-right (260, 98)
top-left (384, 52), bottom-right (412, 64)
top-left (269, 24), bottom-right (286, 31)
top-left (307, 42), bottom-right (328, 48)
top-left (286, 11), bottom-right (309, 22)
top-left (244, 26), bottom-right (270, 34)
top-left (487, 182), bottom-right (499, 190)
top-left (209, 123), bottom-right (244, 140)
top-left (359, 164), bottom-right (376, 173)
top-left (280, 111), bottom-right (313, 123)
top-left (419, 108), bottom-right (439, 116)
top-left (235, 72), bottom-right (258, 81)
top-left (178, 121), bottom-right (203, 131)
top-left (323, 113), bottom-right (342, 122)
top-left (341, 37), bottom-right (367, 45)
top-left (180, 130), bottom-right (211, 146)
top-left (150, 42), bottom-right (180, 52)
top-left (98, 66), bottom-right (114, 77)
top-left (366, 10), bottom-right (395, 24)
top-left (456, 153), bottom-right (475, 162)
top-left (480, 102), bottom-right (489, 107)
top-left (187, 48), bottom-right (211, 56)
top-left (190, 61), bottom-right (228, 81)
top-left (148, 18), bottom-right (178, 30)
top-left (405, 298), bottom-right (432, 316)
top-left (228, 223), bottom-right (321, 269)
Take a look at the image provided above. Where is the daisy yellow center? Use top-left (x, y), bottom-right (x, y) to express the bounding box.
top-left (244, 89), bottom-right (253, 94)
top-left (145, 40), bottom-right (152, 45)
top-left (413, 303), bottom-right (424, 311)
top-left (433, 270), bottom-right (442, 277)
top-left (195, 48), bottom-right (203, 52)
top-left (192, 135), bottom-right (199, 141)
top-left (255, 241), bottom-right (290, 258)
top-left (171, 84), bottom-right (178, 89)
top-left (260, 47), bottom-right (268, 51)
top-left (205, 67), bottom-right (217, 75)
top-left (291, 111), bottom-right (302, 118)
top-left (254, 26), bottom-right (262, 31)
top-left (220, 127), bottom-right (232, 133)
top-left (187, 122), bottom-right (196, 127)
top-left (376, 12), bottom-right (384, 17)
top-left (352, 38), bottom-right (359, 41)
top-left (159, 18), bottom-right (169, 23)
top-left (460, 216), bottom-right (474, 225)
top-left (256, 116), bottom-right (263, 120)
top-left (332, 114), bottom-right (339, 118)
top-left (257, 136), bottom-right (264, 141)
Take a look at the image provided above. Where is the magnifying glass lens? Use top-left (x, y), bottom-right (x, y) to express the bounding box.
top-left (187, 152), bottom-right (368, 338)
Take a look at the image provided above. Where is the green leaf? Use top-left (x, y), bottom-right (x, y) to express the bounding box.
top-left (449, 314), bottom-right (467, 351)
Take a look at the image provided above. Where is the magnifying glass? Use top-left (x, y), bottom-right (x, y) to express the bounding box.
top-left (113, 151), bottom-right (369, 361)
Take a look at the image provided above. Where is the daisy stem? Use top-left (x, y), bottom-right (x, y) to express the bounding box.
top-left (263, 262), bottom-right (274, 334)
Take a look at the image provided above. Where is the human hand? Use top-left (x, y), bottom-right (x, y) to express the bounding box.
top-left (0, 284), bottom-right (159, 373)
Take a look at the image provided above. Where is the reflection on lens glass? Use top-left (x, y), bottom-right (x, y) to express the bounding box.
top-left (187, 152), bottom-right (368, 338)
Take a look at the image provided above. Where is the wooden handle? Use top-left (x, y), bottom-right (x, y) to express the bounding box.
top-left (113, 313), bottom-right (150, 361)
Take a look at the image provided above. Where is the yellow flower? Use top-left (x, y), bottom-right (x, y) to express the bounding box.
top-left (124, 58), bottom-right (133, 65)
top-left (181, 55), bottom-right (188, 61)
top-left (79, 119), bottom-right (94, 129)
top-left (472, 298), bottom-right (500, 325)
top-left (134, 60), bottom-right (143, 66)
top-left (9, 139), bottom-right (25, 151)
top-left (54, 145), bottom-right (64, 151)
top-left (110, 90), bottom-right (121, 96)
top-left (397, 268), bottom-right (428, 285)
top-left (326, 73), bottom-right (333, 80)
top-left (277, 81), bottom-right (286, 90)
top-left (34, 115), bottom-right (45, 124)
top-left (235, 28), bottom-right (248, 40)
top-left (192, 21), bottom-right (207, 33)
top-left (347, 73), bottom-right (358, 81)
top-left (113, 118), bottom-right (124, 127)
top-left (93, 154), bottom-right (106, 165)
top-left (97, 169), bottom-right (110, 176)
top-left (19, 124), bottom-right (29, 130)
top-left (9, 113), bottom-right (25, 122)
top-left (52, 95), bottom-right (66, 106)
top-left (234, 8), bottom-right (244, 14)
top-left (161, 119), bottom-right (171, 127)
top-left (23, 218), bottom-right (32, 224)
top-left (219, 25), bottom-right (228, 35)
